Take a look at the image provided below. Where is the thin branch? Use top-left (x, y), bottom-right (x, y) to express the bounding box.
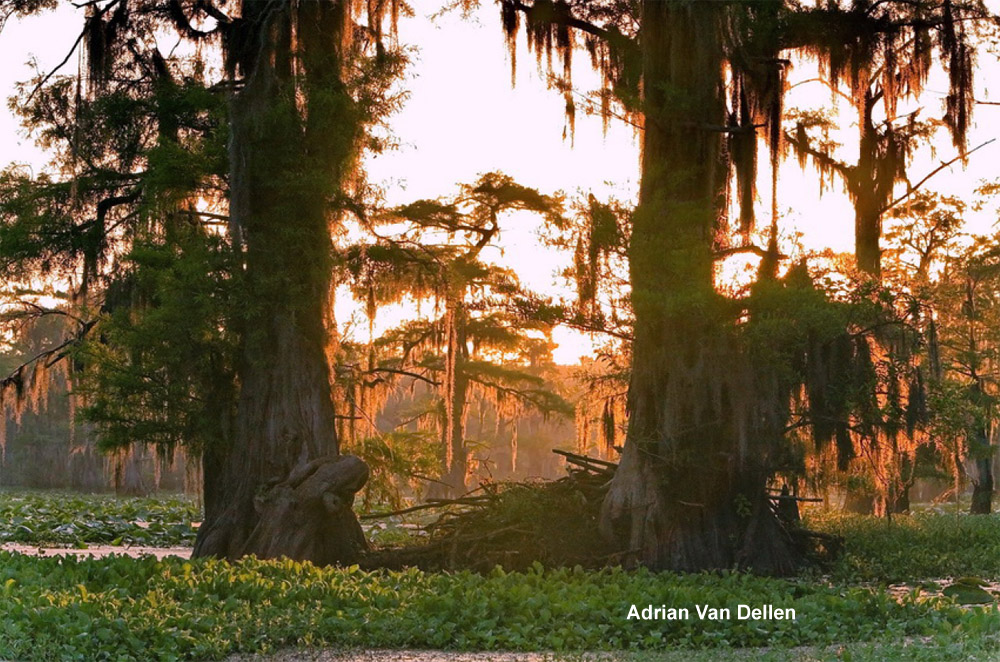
top-left (881, 139), bottom-right (995, 214)
top-left (369, 367), bottom-right (441, 387)
top-left (784, 130), bottom-right (852, 178)
top-left (3, 301), bottom-right (87, 327)
top-left (28, 0), bottom-right (125, 102)
top-left (564, 86), bottom-right (642, 130)
top-left (507, 0), bottom-right (613, 42)
top-left (560, 317), bottom-right (633, 342)
top-left (174, 209), bottom-right (230, 224)
top-left (195, 0), bottom-right (232, 25)
top-left (714, 245), bottom-right (787, 261)
top-left (0, 320), bottom-right (96, 391)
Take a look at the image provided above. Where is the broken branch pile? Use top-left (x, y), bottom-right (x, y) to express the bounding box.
top-left (360, 450), bottom-right (842, 572)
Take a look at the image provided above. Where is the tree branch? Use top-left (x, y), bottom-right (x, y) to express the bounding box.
top-left (784, 130), bottom-right (852, 178)
top-left (0, 320), bottom-right (96, 392)
top-left (369, 367), bottom-right (441, 387)
top-left (28, 0), bottom-right (125, 101)
top-left (507, 0), bottom-right (613, 42)
top-left (714, 244), bottom-right (787, 261)
top-left (881, 139), bottom-right (995, 214)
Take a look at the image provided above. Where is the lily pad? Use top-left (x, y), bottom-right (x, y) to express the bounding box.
top-left (943, 583), bottom-right (994, 604)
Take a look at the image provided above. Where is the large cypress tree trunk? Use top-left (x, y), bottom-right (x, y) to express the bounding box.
top-left (193, 0), bottom-right (368, 564)
top-left (599, 1), bottom-right (801, 575)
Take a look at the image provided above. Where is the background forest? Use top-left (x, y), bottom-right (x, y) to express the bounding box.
top-left (5, 0), bottom-right (1000, 660)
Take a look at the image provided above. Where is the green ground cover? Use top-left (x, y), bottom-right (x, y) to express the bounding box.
top-left (0, 553), bottom-right (998, 661)
top-left (3, 492), bottom-right (1000, 660)
top-left (805, 510), bottom-right (1000, 583)
top-left (0, 491), bottom-right (199, 547)
top-left (228, 639), bottom-right (1000, 662)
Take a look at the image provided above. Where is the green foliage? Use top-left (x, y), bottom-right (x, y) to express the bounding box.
top-left (349, 431), bottom-right (440, 510)
top-left (74, 225), bottom-right (238, 454)
top-left (0, 553), bottom-right (995, 661)
top-left (0, 33), bottom-right (234, 460)
top-left (619, 637), bottom-right (1000, 661)
top-left (0, 492), bottom-right (199, 547)
top-left (810, 511), bottom-right (1000, 584)
top-left (337, 173), bottom-right (571, 494)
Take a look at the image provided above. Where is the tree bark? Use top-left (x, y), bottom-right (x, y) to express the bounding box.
top-left (193, 0), bottom-right (368, 563)
top-left (442, 301), bottom-right (471, 497)
top-left (442, 371), bottom-right (471, 497)
top-left (969, 424), bottom-right (993, 515)
top-left (598, 1), bottom-right (801, 575)
top-left (853, 91), bottom-right (883, 277)
top-left (970, 468), bottom-right (993, 514)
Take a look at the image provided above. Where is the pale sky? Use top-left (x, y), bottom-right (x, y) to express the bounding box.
top-left (2, 1), bottom-right (1000, 363)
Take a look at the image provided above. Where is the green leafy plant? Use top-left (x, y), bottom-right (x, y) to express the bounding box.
top-left (0, 554), bottom-right (996, 661)
top-left (0, 492), bottom-right (200, 547)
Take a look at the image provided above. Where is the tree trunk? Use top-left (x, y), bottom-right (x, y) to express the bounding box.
top-left (970, 468), bottom-right (993, 514)
top-left (970, 424), bottom-right (993, 514)
top-left (853, 91), bottom-right (882, 277)
top-left (193, 0), bottom-right (368, 563)
top-left (598, 1), bottom-right (801, 575)
top-left (891, 485), bottom-right (911, 514)
top-left (442, 372), bottom-right (470, 496)
top-left (855, 204), bottom-right (881, 277)
top-left (848, 97), bottom-right (882, 278)
top-left (435, 301), bottom-right (470, 498)
top-left (68, 422), bottom-right (107, 492)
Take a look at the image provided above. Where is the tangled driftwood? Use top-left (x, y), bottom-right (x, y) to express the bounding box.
top-left (360, 449), bottom-right (843, 572)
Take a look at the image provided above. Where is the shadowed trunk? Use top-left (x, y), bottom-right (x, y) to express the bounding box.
top-left (970, 467), bottom-right (993, 514)
top-left (891, 455), bottom-right (914, 514)
top-left (965, 295), bottom-right (993, 515)
top-left (442, 301), bottom-right (471, 497)
top-left (442, 371), bottom-right (471, 497)
top-left (193, 0), bottom-right (368, 563)
top-left (428, 301), bottom-right (471, 499)
top-left (598, 1), bottom-right (801, 575)
top-left (891, 485), bottom-right (911, 514)
top-left (853, 90), bottom-right (883, 277)
top-left (970, 423), bottom-right (993, 515)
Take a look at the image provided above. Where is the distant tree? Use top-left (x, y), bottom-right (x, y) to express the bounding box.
top-left (786, 104), bottom-right (938, 277)
top-left (0, 308), bottom-right (100, 489)
top-left (343, 174), bottom-right (571, 497)
top-left (544, 195), bottom-right (633, 460)
top-left (927, 234), bottom-right (1000, 513)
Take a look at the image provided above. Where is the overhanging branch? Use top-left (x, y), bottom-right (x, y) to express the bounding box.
top-left (881, 138), bottom-right (995, 214)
